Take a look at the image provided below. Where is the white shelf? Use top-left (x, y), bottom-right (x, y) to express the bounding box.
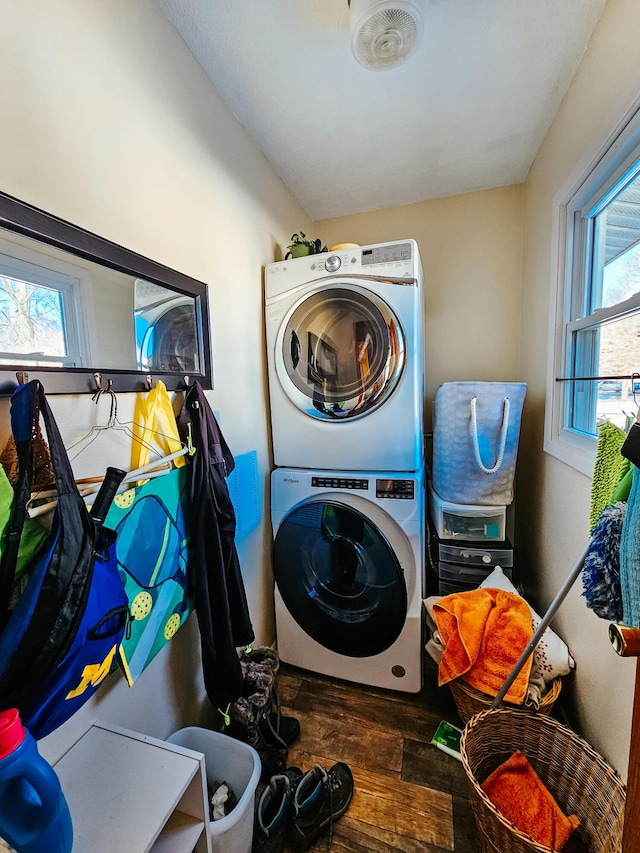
top-left (54, 721), bottom-right (211, 853)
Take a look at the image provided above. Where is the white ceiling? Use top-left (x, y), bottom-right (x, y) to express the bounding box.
top-left (157, 0), bottom-right (607, 221)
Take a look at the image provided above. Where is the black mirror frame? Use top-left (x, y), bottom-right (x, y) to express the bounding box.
top-left (0, 191), bottom-right (213, 396)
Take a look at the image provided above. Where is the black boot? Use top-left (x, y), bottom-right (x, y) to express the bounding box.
top-left (259, 696), bottom-right (301, 749)
top-left (290, 763), bottom-right (354, 850)
top-left (237, 647), bottom-right (300, 748)
top-left (253, 767), bottom-right (303, 853)
top-left (227, 647), bottom-right (299, 782)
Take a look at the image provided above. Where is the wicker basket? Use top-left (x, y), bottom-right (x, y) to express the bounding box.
top-left (449, 676), bottom-right (562, 724)
top-left (460, 709), bottom-right (625, 853)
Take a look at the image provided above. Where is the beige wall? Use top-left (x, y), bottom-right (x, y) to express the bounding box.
top-left (515, 0), bottom-right (640, 779)
top-left (316, 185), bottom-right (524, 424)
top-left (0, 0), bottom-right (311, 763)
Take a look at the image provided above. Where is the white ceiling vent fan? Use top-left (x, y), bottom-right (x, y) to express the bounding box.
top-left (349, 0), bottom-right (424, 71)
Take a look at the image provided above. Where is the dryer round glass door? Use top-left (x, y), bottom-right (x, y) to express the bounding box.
top-left (273, 499), bottom-right (408, 657)
top-left (278, 285), bottom-right (406, 419)
top-left (137, 301), bottom-right (200, 372)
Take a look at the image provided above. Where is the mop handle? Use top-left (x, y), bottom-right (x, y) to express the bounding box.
top-left (491, 541), bottom-right (591, 708)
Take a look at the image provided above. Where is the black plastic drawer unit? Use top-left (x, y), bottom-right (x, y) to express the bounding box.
top-left (436, 538), bottom-right (513, 595)
top-left (438, 540), bottom-right (513, 568)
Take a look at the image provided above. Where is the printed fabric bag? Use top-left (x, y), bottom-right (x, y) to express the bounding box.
top-left (0, 381), bottom-right (129, 739)
top-left (105, 381), bottom-right (192, 686)
top-left (432, 381), bottom-right (527, 506)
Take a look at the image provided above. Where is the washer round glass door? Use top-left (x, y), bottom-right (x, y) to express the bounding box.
top-left (273, 499), bottom-right (407, 657)
top-left (278, 285), bottom-right (406, 419)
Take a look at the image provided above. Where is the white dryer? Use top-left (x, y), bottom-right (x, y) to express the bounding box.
top-left (271, 466), bottom-right (426, 693)
top-left (134, 279), bottom-right (200, 373)
top-left (265, 240), bottom-right (424, 472)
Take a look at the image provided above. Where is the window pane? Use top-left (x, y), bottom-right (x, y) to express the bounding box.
top-left (0, 276), bottom-right (67, 357)
top-left (571, 311), bottom-right (640, 433)
top-left (593, 169), bottom-right (640, 310)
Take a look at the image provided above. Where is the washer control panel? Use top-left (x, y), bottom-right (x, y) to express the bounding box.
top-left (376, 479), bottom-right (415, 500)
top-left (312, 476), bottom-right (368, 490)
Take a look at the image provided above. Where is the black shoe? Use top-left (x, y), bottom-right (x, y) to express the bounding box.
top-left (259, 707), bottom-right (301, 749)
top-left (290, 763), bottom-right (354, 850)
top-left (225, 720), bottom-right (288, 783)
top-left (253, 768), bottom-right (303, 853)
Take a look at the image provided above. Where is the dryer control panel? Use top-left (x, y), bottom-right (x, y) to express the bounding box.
top-left (376, 479), bottom-right (415, 500)
top-left (362, 242), bottom-right (412, 266)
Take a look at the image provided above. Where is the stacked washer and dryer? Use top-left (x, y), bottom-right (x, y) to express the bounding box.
top-left (264, 240), bottom-right (426, 692)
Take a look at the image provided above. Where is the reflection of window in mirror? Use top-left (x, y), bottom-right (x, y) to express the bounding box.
top-left (0, 234), bottom-right (97, 368)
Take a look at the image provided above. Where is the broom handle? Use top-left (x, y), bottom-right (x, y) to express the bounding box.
top-left (623, 658), bottom-right (640, 853)
top-left (491, 541), bottom-right (591, 708)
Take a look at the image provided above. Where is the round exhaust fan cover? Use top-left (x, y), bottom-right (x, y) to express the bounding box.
top-left (350, 0), bottom-right (424, 70)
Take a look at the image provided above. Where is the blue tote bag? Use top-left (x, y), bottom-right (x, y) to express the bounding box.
top-left (432, 381), bottom-right (527, 506)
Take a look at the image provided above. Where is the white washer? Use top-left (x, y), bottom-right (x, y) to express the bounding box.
top-left (271, 466), bottom-right (426, 693)
top-left (265, 240), bottom-right (424, 472)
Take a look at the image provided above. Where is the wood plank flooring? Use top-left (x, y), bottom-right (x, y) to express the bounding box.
top-left (273, 657), bottom-right (481, 852)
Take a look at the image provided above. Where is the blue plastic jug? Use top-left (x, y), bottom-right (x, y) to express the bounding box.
top-left (0, 708), bottom-right (73, 853)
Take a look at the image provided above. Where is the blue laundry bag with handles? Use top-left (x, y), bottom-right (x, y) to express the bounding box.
top-left (432, 381), bottom-right (527, 506)
top-left (0, 381), bottom-right (129, 739)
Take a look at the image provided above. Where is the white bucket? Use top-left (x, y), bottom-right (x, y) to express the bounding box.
top-left (167, 727), bottom-right (261, 853)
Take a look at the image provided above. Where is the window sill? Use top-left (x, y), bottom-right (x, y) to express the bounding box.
top-left (544, 429), bottom-right (596, 478)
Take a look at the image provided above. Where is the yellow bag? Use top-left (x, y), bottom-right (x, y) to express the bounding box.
top-left (130, 381), bottom-right (185, 472)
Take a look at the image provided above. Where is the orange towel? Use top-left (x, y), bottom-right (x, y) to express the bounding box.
top-left (433, 588), bottom-right (533, 704)
top-left (481, 750), bottom-right (580, 851)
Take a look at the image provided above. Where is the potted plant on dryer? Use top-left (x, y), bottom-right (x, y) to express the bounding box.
top-left (286, 232), bottom-right (327, 259)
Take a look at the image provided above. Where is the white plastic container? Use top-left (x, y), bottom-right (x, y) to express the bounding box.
top-left (167, 727), bottom-right (261, 853)
top-left (428, 482), bottom-right (506, 541)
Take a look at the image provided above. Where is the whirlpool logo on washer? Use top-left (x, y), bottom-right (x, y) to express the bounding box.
top-left (283, 477), bottom-right (300, 484)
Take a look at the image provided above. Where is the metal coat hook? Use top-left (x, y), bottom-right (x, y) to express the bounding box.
top-left (16, 371), bottom-right (28, 385)
top-left (93, 372), bottom-right (102, 391)
top-left (145, 375), bottom-right (153, 391)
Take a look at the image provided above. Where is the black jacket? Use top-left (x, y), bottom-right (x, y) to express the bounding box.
top-left (178, 382), bottom-right (254, 710)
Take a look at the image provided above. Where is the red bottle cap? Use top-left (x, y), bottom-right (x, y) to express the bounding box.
top-left (0, 708), bottom-right (26, 758)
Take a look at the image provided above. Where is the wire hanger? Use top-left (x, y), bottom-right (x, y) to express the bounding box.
top-left (26, 389), bottom-right (189, 519)
top-left (67, 387), bottom-right (182, 468)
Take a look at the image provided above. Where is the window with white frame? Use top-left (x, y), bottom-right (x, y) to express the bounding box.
top-left (0, 251), bottom-right (86, 368)
top-left (547, 98), bottom-right (640, 475)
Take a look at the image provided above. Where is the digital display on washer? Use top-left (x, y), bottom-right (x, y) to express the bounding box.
top-left (311, 476), bottom-right (369, 490)
top-left (361, 242), bottom-right (412, 266)
top-left (376, 479), bottom-right (415, 499)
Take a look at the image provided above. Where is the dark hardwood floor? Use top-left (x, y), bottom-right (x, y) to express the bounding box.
top-left (274, 656), bottom-right (480, 852)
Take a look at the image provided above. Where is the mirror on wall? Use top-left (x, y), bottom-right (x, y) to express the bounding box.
top-left (0, 192), bottom-right (212, 395)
